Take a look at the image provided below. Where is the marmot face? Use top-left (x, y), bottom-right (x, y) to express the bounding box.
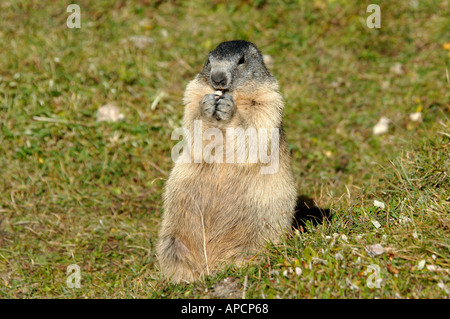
top-left (200, 40), bottom-right (272, 93)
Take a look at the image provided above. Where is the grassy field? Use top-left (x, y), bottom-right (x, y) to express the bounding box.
top-left (0, 0), bottom-right (449, 299)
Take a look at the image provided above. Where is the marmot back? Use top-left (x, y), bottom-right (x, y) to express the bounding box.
top-left (157, 40), bottom-right (297, 283)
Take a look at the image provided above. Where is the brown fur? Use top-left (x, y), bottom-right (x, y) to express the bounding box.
top-left (157, 72), bottom-right (297, 283)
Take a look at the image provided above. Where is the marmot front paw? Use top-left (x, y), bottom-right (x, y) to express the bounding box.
top-left (214, 93), bottom-right (235, 121)
top-left (199, 93), bottom-right (235, 122)
top-left (199, 94), bottom-right (217, 118)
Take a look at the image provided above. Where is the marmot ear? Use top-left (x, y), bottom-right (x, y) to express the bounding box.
top-left (247, 44), bottom-right (258, 53)
top-left (204, 56), bottom-right (212, 67)
top-left (247, 44), bottom-right (262, 59)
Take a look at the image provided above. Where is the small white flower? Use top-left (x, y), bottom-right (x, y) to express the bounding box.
top-left (412, 232), bottom-right (418, 239)
top-left (371, 219), bottom-right (381, 229)
top-left (341, 234), bottom-right (348, 242)
top-left (417, 260), bottom-right (426, 270)
top-left (373, 200), bottom-right (385, 209)
top-left (295, 267), bottom-right (302, 276)
top-left (282, 269), bottom-right (288, 277)
top-left (161, 29), bottom-right (169, 38)
top-left (373, 117), bottom-right (390, 135)
top-left (409, 112), bottom-right (422, 122)
top-left (426, 264), bottom-right (437, 271)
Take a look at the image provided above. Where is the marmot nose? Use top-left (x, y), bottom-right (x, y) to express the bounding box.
top-left (210, 71), bottom-right (228, 89)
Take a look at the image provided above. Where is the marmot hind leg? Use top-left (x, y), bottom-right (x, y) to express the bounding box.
top-left (156, 235), bottom-right (202, 283)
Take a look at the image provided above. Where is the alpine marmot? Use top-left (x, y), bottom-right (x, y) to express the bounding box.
top-left (157, 40), bottom-right (297, 283)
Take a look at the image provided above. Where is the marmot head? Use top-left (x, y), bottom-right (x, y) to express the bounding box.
top-left (200, 40), bottom-right (272, 93)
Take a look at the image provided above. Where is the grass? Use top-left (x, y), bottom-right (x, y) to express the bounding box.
top-left (0, 0), bottom-right (449, 298)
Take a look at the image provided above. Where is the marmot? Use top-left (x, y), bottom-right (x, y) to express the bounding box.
top-left (157, 40), bottom-right (297, 283)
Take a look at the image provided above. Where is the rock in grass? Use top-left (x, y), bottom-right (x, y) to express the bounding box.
top-left (263, 54), bottom-right (273, 68)
top-left (365, 244), bottom-right (385, 256)
top-left (390, 62), bottom-right (404, 75)
top-left (373, 117), bottom-right (390, 135)
top-left (97, 104), bottom-right (125, 122)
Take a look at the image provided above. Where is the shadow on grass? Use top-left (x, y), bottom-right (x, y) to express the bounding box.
top-left (292, 195), bottom-right (332, 232)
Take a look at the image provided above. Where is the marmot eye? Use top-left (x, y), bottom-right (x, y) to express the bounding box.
top-left (238, 56), bottom-right (245, 65)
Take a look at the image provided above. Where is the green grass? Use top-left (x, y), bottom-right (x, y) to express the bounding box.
top-left (0, 0), bottom-right (449, 298)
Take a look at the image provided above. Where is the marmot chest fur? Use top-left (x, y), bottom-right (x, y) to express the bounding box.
top-left (157, 40), bottom-right (297, 283)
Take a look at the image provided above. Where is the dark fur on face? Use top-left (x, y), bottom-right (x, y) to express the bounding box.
top-left (200, 40), bottom-right (272, 92)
